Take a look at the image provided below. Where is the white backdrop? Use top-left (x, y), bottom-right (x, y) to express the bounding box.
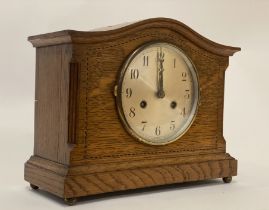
top-left (1, 0), bottom-right (269, 209)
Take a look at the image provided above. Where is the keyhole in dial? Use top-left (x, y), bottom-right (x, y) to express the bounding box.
top-left (170, 101), bottom-right (177, 109)
top-left (140, 100), bottom-right (147, 109)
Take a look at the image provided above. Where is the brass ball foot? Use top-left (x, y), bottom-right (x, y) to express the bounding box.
top-left (222, 176), bottom-right (232, 183)
top-left (30, 184), bottom-right (39, 190)
top-left (64, 197), bottom-right (77, 206)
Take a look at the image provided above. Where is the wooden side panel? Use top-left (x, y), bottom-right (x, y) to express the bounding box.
top-left (34, 44), bottom-right (72, 164)
top-left (217, 57), bottom-right (229, 149)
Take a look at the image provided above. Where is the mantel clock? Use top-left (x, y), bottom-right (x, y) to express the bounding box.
top-left (24, 18), bottom-right (240, 205)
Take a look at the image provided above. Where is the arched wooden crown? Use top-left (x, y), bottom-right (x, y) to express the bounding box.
top-left (29, 18), bottom-right (240, 56)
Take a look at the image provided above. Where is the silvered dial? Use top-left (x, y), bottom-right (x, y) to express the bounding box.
top-left (116, 42), bottom-right (199, 145)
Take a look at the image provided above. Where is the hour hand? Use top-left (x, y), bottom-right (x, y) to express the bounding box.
top-left (157, 50), bottom-right (165, 98)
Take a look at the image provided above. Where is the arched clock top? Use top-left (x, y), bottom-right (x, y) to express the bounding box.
top-left (28, 18), bottom-right (240, 56)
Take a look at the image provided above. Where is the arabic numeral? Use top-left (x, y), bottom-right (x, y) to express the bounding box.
top-left (170, 121), bottom-right (175, 130)
top-left (184, 89), bottom-right (190, 99)
top-left (143, 56), bottom-right (149, 66)
top-left (130, 69), bottom-right (139, 79)
top-left (182, 72), bottom-right (187, 81)
top-left (141, 121), bottom-right (147, 131)
top-left (181, 107), bottom-right (186, 117)
top-left (155, 126), bottom-right (161, 136)
top-left (129, 107), bottom-right (136, 118)
top-left (125, 88), bottom-right (132, 98)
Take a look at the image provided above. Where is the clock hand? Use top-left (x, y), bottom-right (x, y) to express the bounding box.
top-left (157, 49), bottom-right (165, 98)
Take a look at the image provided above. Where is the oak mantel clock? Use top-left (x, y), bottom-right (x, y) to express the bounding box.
top-left (24, 18), bottom-right (240, 205)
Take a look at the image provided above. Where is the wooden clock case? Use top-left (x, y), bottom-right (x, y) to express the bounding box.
top-left (24, 18), bottom-right (240, 203)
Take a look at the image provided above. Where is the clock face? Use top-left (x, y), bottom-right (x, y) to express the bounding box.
top-left (116, 42), bottom-right (199, 145)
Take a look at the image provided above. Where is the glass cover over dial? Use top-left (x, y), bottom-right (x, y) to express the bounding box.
top-left (117, 42), bottom-right (199, 145)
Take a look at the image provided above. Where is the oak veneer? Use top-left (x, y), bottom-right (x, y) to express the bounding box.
top-left (24, 18), bottom-right (240, 204)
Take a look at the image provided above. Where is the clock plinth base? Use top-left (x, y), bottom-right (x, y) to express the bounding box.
top-left (24, 154), bottom-right (237, 200)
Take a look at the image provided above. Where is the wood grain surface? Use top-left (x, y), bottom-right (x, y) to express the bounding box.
top-left (25, 18), bottom-right (240, 200)
top-left (25, 154), bottom-right (237, 198)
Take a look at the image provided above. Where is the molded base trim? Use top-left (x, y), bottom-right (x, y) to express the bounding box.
top-left (24, 154), bottom-right (237, 198)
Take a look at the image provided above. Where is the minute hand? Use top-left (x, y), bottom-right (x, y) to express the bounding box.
top-left (157, 51), bottom-right (165, 98)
